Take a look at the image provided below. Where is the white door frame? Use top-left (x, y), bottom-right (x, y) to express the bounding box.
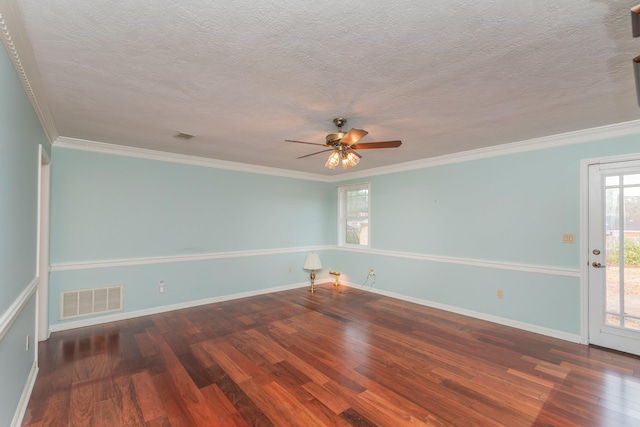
top-left (36, 146), bottom-right (51, 342)
top-left (580, 152), bottom-right (640, 345)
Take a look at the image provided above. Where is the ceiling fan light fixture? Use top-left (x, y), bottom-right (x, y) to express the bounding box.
top-left (288, 117), bottom-right (402, 172)
top-left (325, 151), bottom-right (341, 169)
top-left (341, 151), bottom-right (360, 170)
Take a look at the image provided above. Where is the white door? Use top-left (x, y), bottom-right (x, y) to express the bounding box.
top-left (37, 147), bottom-right (51, 341)
top-left (588, 160), bottom-right (640, 356)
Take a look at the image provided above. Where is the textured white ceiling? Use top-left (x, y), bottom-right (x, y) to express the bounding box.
top-left (16, 0), bottom-right (640, 175)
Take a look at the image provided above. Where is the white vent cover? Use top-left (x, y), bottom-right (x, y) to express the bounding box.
top-left (60, 285), bottom-right (123, 320)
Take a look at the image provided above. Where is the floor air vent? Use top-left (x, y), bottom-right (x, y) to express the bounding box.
top-left (60, 285), bottom-right (123, 320)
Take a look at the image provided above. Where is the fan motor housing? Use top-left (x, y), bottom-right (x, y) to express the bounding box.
top-left (326, 132), bottom-right (346, 146)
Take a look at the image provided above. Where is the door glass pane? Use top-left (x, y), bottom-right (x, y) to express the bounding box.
top-left (606, 176), bottom-right (640, 330)
top-left (605, 187), bottom-right (620, 318)
top-left (606, 314), bottom-right (621, 326)
top-left (606, 175), bottom-right (620, 186)
top-left (623, 186), bottom-right (640, 322)
top-left (623, 174), bottom-right (640, 185)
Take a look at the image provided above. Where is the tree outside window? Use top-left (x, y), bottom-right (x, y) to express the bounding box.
top-left (339, 183), bottom-right (370, 247)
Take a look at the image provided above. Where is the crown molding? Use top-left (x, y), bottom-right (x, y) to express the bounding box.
top-left (332, 119), bottom-right (640, 182)
top-left (54, 137), bottom-right (333, 182)
top-left (0, 0), bottom-right (58, 143)
top-left (54, 120), bottom-right (640, 183)
top-left (57, 118), bottom-right (640, 183)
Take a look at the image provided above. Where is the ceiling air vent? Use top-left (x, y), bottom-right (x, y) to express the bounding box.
top-left (174, 132), bottom-right (195, 140)
top-left (60, 285), bottom-right (123, 320)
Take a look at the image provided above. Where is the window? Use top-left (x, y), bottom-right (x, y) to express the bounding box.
top-left (338, 183), bottom-right (370, 247)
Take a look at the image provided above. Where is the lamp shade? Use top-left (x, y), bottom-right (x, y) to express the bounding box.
top-left (303, 252), bottom-right (322, 270)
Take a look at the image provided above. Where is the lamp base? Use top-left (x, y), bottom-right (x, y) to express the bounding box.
top-left (309, 270), bottom-right (316, 293)
top-left (329, 271), bottom-right (340, 287)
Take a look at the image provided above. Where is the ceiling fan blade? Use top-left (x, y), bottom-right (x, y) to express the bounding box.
top-left (285, 140), bottom-right (328, 147)
top-left (340, 128), bottom-right (368, 146)
top-left (297, 149), bottom-right (335, 159)
top-left (350, 140), bottom-right (402, 149)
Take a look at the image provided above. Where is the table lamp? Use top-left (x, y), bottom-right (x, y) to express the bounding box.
top-left (303, 252), bottom-right (322, 293)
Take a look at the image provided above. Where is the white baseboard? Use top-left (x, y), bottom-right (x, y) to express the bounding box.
top-left (11, 361), bottom-right (38, 427)
top-left (343, 282), bottom-right (582, 343)
top-left (49, 281), bottom-right (310, 332)
top-left (49, 278), bottom-right (581, 343)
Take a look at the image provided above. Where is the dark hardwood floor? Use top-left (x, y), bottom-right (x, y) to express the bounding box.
top-left (22, 283), bottom-right (640, 426)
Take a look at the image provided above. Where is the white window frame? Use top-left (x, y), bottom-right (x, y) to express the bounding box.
top-left (338, 182), bottom-right (371, 248)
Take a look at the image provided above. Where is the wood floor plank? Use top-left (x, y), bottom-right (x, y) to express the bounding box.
top-left (199, 340), bottom-right (254, 384)
top-left (339, 407), bottom-right (378, 427)
top-left (113, 374), bottom-right (146, 426)
top-left (176, 352), bottom-right (216, 389)
top-left (145, 416), bottom-right (172, 427)
top-left (131, 371), bottom-right (166, 422)
top-left (239, 378), bottom-right (322, 427)
top-left (302, 381), bottom-right (351, 414)
top-left (24, 393), bottom-right (69, 426)
top-left (199, 383), bottom-right (247, 424)
top-left (152, 372), bottom-right (197, 427)
top-left (261, 380), bottom-right (327, 427)
top-left (355, 389), bottom-right (433, 426)
top-left (135, 331), bottom-right (158, 358)
top-left (301, 397), bottom-right (353, 427)
top-left (215, 374), bottom-right (276, 426)
top-left (69, 379), bottom-right (94, 427)
top-left (238, 328), bottom-right (289, 364)
top-left (22, 283), bottom-right (640, 427)
top-left (93, 398), bottom-right (120, 427)
top-left (146, 328), bottom-right (219, 426)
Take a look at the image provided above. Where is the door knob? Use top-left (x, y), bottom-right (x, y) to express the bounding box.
top-left (592, 262), bottom-right (606, 268)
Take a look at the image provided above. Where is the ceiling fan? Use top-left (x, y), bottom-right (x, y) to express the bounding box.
top-left (285, 117), bottom-right (402, 170)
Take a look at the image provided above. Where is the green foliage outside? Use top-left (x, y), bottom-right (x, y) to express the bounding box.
top-left (346, 229), bottom-right (360, 245)
top-left (608, 238), bottom-right (640, 266)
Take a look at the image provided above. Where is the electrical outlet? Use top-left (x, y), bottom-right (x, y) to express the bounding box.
top-left (497, 289), bottom-right (504, 299)
top-left (368, 268), bottom-right (377, 286)
top-left (26, 335), bottom-right (29, 351)
top-left (288, 266), bottom-right (292, 273)
top-left (159, 280), bottom-right (165, 293)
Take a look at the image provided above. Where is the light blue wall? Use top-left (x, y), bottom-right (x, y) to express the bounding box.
top-left (0, 298), bottom-right (37, 424)
top-left (49, 251), bottom-right (326, 323)
top-left (0, 43), bottom-right (49, 426)
top-left (327, 135), bottom-right (640, 335)
top-left (49, 148), bottom-right (335, 325)
top-left (49, 132), bottom-right (640, 336)
top-left (0, 57), bottom-right (40, 312)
